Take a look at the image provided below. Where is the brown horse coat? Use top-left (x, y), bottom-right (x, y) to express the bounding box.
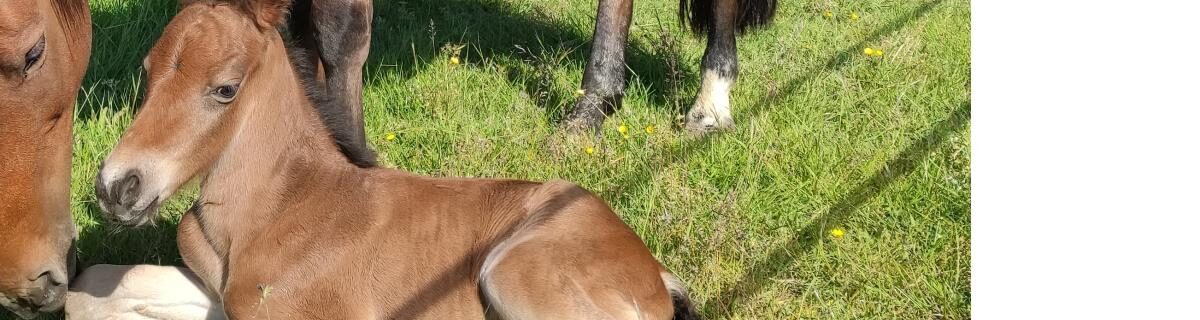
top-left (0, 0), bottom-right (90, 317)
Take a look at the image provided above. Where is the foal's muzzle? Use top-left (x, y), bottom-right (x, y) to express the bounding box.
top-left (95, 165), bottom-right (159, 226)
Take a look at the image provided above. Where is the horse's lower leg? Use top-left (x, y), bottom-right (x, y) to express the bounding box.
top-left (311, 0), bottom-right (373, 146)
top-left (563, 0), bottom-right (634, 132)
top-left (685, 0), bottom-right (739, 134)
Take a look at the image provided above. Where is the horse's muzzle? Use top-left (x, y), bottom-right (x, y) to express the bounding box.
top-left (0, 263), bottom-right (70, 319)
top-left (95, 165), bottom-right (158, 227)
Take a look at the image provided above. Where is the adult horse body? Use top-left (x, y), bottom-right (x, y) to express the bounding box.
top-left (94, 1), bottom-right (697, 319)
top-left (0, 0), bottom-right (91, 318)
top-left (566, 0), bottom-right (778, 134)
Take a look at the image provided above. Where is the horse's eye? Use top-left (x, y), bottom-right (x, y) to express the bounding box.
top-left (23, 36), bottom-right (46, 75)
top-left (212, 84), bottom-right (240, 104)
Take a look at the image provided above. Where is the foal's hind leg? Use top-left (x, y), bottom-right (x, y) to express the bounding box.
top-left (479, 188), bottom-right (673, 319)
top-left (685, 0), bottom-right (739, 134)
top-left (479, 235), bottom-right (673, 320)
top-left (301, 0), bottom-right (373, 145)
top-left (563, 0), bottom-right (634, 132)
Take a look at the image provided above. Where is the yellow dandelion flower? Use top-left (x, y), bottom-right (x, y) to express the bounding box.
top-left (585, 147), bottom-right (595, 155)
top-left (864, 47), bottom-right (876, 56)
top-left (830, 228), bottom-right (845, 238)
top-left (850, 12), bottom-right (859, 21)
top-left (385, 132), bottom-right (397, 141)
top-left (873, 49), bottom-right (884, 57)
top-left (618, 123), bottom-right (629, 137)
top-left (822, 11), bottom-right (832, 18)
top-left (449, 56), bottom-right (461, 65)
top-left (574, 88), bottom-right (586, 97)
top-left (644, 125), bottom-right (656, 134)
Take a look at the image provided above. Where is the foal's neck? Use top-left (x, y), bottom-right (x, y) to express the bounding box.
top-left (196, 34), bottom-right (358, 241)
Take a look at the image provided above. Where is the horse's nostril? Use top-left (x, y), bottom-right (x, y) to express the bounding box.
top-left (35, 271), bottom-right (52, 287)
top-left (31, 266), bottom-right (65, 288)
top-left (117, 172), bottom-right (141, 206)
top-left (28, 272), bottom-right (52, 294)
top-left (18, 267), bottom-right (67, 312)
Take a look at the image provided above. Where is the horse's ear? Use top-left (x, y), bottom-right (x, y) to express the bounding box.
top-left (250, 0), bottom-right (291, 29)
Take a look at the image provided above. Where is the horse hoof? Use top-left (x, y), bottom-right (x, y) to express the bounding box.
top-left (684, 110), bottom-right (734, 135)
top-left (561, 94), bottom-right (615, 133)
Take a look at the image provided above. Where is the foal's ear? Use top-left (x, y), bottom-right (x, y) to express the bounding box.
top-left (248, 0), bottom-right (291, 29)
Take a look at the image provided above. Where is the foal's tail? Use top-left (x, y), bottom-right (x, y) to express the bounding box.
top-left (662, 272), bottom-right (701, 320)
top-left (679, 0), bottom-right (779, 34)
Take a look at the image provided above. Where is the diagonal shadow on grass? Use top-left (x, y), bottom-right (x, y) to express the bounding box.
top-left (571, 0), bottom-right (953, 316)
top-left (601, 0), bottom-right (946, 199)
top-left (702, 101), bottom-right (970, 317)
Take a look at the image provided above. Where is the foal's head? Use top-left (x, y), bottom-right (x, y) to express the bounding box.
top-left (0, 0), bottom-right (89, 317)
top-left (94, 0), bottom-right (292, 226)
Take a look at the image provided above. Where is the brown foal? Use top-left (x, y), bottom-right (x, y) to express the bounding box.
top-left (0, 0), bottom-right (90, 318)
top-left (94, 1), bottom-right (697, 319)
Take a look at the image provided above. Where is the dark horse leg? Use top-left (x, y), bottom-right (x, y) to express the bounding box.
top-left (684, 0), bottom-right (739, 133)
top-left (562, 0), bottom-right (634, 132)
top-left (565, 0), bottom-right (777, 134)
top-left (289, 0), bottom-right (373, 148)
top-left (682, 0), bottom-right (776, 134)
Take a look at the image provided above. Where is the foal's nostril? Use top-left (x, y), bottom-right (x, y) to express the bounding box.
top-left (117, 172), bottom-right (141, 206)
top-left (95, 168), bottom-right (145, 211)
top-left (110, 171), bottom-right (141, 207)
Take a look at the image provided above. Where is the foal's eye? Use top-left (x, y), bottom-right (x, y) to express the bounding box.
top-left (23, 36), bottom-right (46, 75)
top-left (212, 84), bottom-right (240, 103)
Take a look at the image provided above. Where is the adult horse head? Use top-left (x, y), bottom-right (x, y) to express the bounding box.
top-left (0, 0), bottom-right (91, 318)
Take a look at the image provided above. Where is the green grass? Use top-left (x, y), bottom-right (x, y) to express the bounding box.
top-left (14, 0), bottom-right (970, 318)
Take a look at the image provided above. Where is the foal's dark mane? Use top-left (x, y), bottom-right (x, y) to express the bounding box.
top-left (286, 46), bottom-right (377, 168)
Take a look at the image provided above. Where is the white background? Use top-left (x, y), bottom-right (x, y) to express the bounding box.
top-left (975, 0), bottom-right (1200, 318)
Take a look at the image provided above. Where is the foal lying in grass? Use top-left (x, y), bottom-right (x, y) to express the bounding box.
top-left (92, 1), bottom-right (697, 319)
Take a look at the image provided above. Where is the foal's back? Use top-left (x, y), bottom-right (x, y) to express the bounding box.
top-left (226, 171), bottom-right (677, 319)
top-left (370, 174), bottom-right (676, 319)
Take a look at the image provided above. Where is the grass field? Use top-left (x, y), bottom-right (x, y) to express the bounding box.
top-left (10, 0), bottom-right (969, 318)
